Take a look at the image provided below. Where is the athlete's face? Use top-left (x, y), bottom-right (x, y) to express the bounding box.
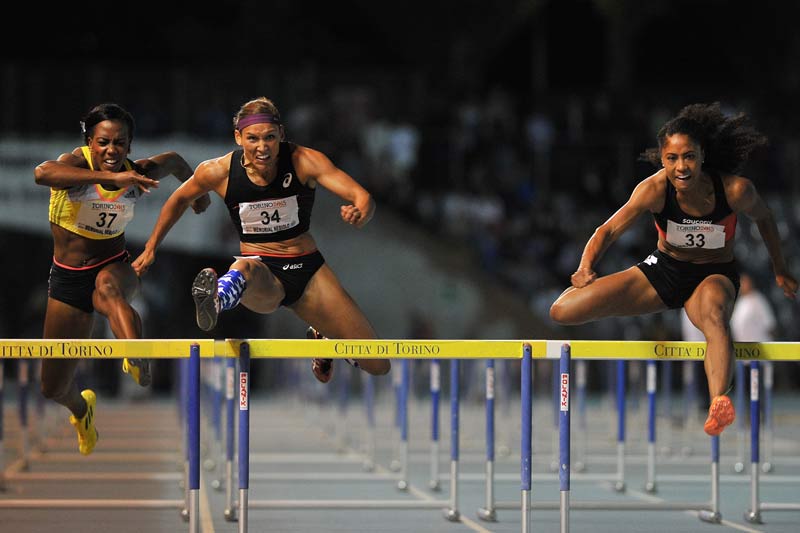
top-left (660, 133), bottom-right (704, 192)
top-left (87, 120), bottom-right (131, 172)
top-left (235, 123), bottom-right (283, 173)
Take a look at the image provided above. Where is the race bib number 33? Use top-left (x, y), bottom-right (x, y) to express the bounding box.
top-left (666, 219), bottom-right (725, 249)
top-left (239, 196), bottom-right (300, 234)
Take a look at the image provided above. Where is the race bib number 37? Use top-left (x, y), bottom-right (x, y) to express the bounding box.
top-left (239, 196), bottom-right (300, 234)
top-left (666, 219), bottom-right (726, 249)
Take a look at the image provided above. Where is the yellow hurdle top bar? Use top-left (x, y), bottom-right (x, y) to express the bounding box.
top-left (0, 339), bottom-right (798, 361)
top-left (0, 339), bottom-right (215, 359)
top-left (546, 340), bottom-right (800, 362)
top-left (216, 339), bottom-right (536, 359)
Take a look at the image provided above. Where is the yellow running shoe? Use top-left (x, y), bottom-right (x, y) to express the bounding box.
top-left (703, 394), bottom-right (736, 436)
top-left (69, 389), bottom-right (98, 455)
top-left (123, 358), bottom-right (152, 387)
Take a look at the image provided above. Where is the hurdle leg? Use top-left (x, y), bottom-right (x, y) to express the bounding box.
top-left (363, 374), bottom-right (376, 472)
top-left (520, 344), bottom-right (533, 533)
top-left (477, 359), bottom-right (496, 521)
top-left (645, 360), bottom-right (657, 493)
top-left (559, 344), bottom-right (571, 533)
top-left (211, 358), bottom-right (224, 490)
top-left (761, 361), bottom-right (773, 473)
top-left (224, 357), bottom-right (238, 521)
top-left (389, 363), bottom-right (402, 472)
top-left (188, 345), bottom-right (201, 533)
top-left (18, 360), bottom-right (30, 469)
top-left (574, 360), bottom-right (587, 472)
top-left (238, 343), bottom-right (251, 533)
top-left (614, 360), bottom-right (626, 492)
top-left (443, 359), bottom-right (460, 522)
top-left (734, 361), bottom-right (746, 473)
top-left (698, 435), bottom-right (722, 523)
top-left (429, 359), bottom-right (441, 490)
top-left (745, 361), bottom-right (763, 524)
top-left (397, 359), bottom-right (410, 491)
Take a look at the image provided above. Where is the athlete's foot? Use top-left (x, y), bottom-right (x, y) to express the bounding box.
top-left (192, 268), bottom-right (219, 332)
top-left (308, 326), bottom-right (333, 383)
top-left (122, 358), bottom-right (151, 387)
top-left (704, 394), bottom-right (736, 436)
top-left (69, 389), bottom-right (99, 455)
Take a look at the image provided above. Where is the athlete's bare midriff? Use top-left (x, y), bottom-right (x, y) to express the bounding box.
top-left (239, 232), bottom-right (318, 256)
top-left (50, 223), bottom-right (126, 267)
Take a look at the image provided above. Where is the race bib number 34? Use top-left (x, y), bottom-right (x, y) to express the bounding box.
top-left (666, 219), bottom-right (725, 249)
top-left (239, 196), bottom-right (300, 234)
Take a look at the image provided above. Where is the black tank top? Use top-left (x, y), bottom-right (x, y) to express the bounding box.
top-left (653, 170), bottom-right (737, 244)
top-left (224, 143), bottom-right (315, 242)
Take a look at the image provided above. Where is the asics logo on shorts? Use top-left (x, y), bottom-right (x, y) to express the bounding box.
top-left (643, 254), bottom-right (658, 266)
top-left (282, 263), bottom-right (303, 270)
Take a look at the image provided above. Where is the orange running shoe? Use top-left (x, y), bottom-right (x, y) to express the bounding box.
top-left (703, 394), bottom-right (736, 436)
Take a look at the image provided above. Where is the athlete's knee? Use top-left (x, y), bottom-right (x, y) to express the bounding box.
top-left (94, 271), bottom-right (127, 303)
top-left (550, 300), bottom-right (581, 325)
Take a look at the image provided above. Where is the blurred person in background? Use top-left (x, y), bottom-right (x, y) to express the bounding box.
top-left (133, 96), bottom-right (390, 382)
top-left (549, 102), bottom-right (797, 437)
top-left (34, 103), bottom-right (210, 455)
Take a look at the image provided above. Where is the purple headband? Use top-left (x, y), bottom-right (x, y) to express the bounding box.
top-left (236, 113), bottom-right (282, 131)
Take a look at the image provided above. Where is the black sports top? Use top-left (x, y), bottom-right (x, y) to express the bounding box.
top-left (224, 143), bottom-right (315, 242)
top-left (653, 170), bottom-right (737, 250)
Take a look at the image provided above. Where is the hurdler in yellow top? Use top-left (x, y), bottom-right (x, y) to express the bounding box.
top-left (48, 146), bottom-right (141, 239)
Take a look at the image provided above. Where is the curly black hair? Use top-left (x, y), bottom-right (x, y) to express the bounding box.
top-left (640, 102), bottom-right (768, 174)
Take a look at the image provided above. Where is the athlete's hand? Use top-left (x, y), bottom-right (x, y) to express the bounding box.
top-left (190, 193), bottom-right (211, 214)
top-left (341, 204), bottom-right (366, 227)
top-left (775, 272), bottom-right (798, 300)
top-left (111, 170), bottom-right (159, 193)
top-left (132, 249), bottom-right (155, 277)
top-left (570, 267), bottom-right (597, 288)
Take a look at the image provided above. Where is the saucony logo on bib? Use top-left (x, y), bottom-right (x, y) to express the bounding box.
top-left (282, 263), bottom-right (303, 270)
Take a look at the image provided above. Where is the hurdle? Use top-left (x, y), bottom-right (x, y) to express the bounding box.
top-left (744, 359), bottom-right (800, 523)
top-left (546, 340), bottom-right (799, 532)
top-left (0, 339), bottom-right (209, 533)
top-left (213, 338), bottom-right (540, 533)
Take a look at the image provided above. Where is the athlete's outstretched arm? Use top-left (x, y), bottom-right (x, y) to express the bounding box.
top-left (297, 146), bottom-right (375, 228)
top-left (726, 176), bottom-right (797, 299)
top-left (132, 157), bottom-right (225, 276)
top-left (34, 148), bottom-right (159, 192)
top-left (571, 175), bottom-right (661, 288)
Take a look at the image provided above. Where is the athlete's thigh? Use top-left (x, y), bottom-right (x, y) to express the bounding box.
top-left (683, 274), bottom-right (736, 330)
top-left (43, 297), bottom-right (94, 338)
top-left (238, 259), bottom-right (284, 313)
top-left (290, 264), bottom-right (376, 339)
top-left (557, 266), bottom-right (666, 322)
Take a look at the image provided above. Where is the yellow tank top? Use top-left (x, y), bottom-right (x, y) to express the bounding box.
top-left (48, 146), bottom-right (141, 239)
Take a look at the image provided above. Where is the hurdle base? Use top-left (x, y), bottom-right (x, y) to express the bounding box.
top-left (644, 481), bottom-right (656, 494)
top-left (428, 479), bottom-right (441, 491)
top-left (744, 510), bottom-right (762, 524)
top-left (224, 507), bottom-right (238, 522)
top-left (698, 510), bottom-right (721, 524)
top-left (477, 507), bottom-right (497, 522)
top-left (443, 508), bottom-right (460, 522)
